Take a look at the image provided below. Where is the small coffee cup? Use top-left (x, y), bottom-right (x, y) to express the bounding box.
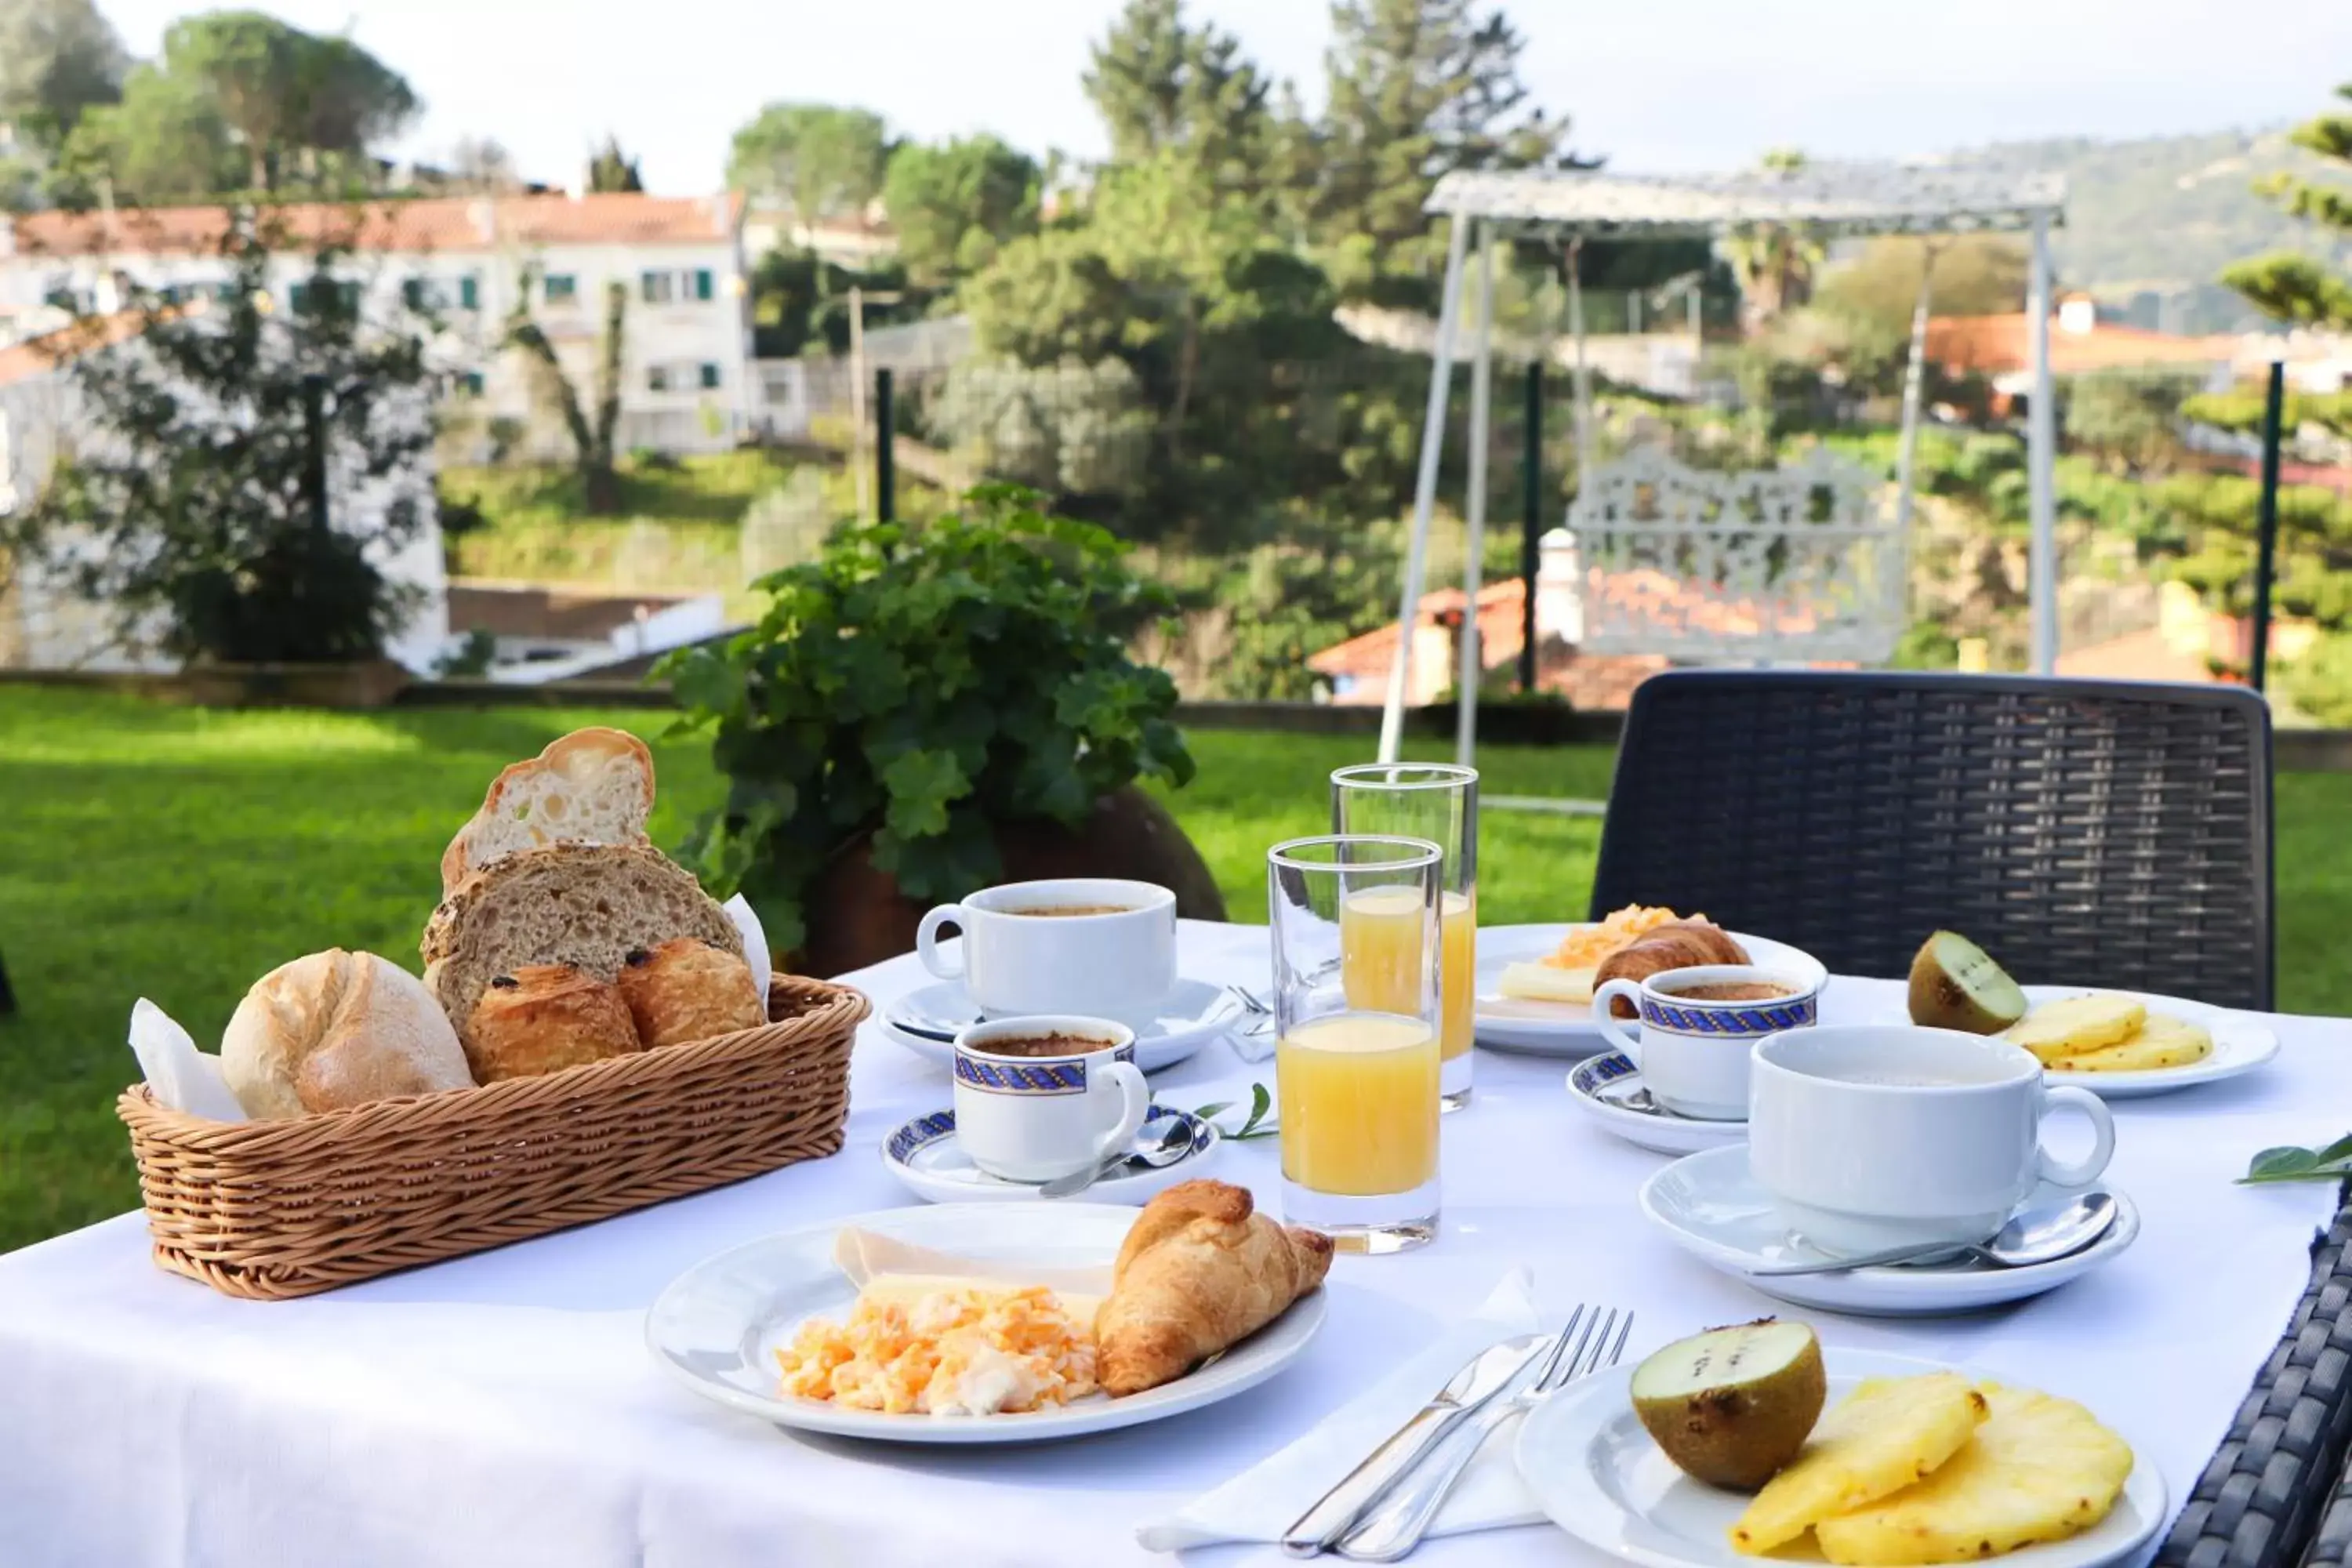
top-left (951, 1015), bottom-right (1150, 1184)
top-left (1592, 965), bottom-right (1821, 1120)
top-left (917, 879), bottom-right (1178, 1029)
top-left (1748, 1024), bottom-right (2117, 1256)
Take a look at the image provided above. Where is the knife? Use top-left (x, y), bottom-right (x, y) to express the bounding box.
top-left (1279, 1333), bottom-right (1549, 1559)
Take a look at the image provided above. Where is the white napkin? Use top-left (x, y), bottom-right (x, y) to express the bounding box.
top-left (127, 998), bottom-right (249, 1122)
top-left (1225, 1015), bottom-right (1275, 1064)
top-left (723, 895), bottom-right (771, 999)
top-left (1137, 1269), bottom-right (1547, 1553)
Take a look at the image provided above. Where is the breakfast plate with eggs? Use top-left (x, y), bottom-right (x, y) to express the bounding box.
top-left (1476, 910), bottom-right (1828, 1057)
top-left (645, 1186), bottom-right (1328, 1443)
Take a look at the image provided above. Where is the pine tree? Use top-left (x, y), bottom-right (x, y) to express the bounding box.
top-left (1082, 0), bottom-right (1278, 206)
top-left (586, 134), bottom-right (642, 194)
top-left (2220, 83), bottom-right (2352, 438)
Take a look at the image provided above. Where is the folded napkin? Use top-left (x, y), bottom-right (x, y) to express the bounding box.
top-left (1225, 1019), bottom-right (1274, 1065)
top-left (723, 895), bottom-right (772, 1000)
top-left (1137, 1269), bottom-right (1548, 1553)
top-left (128, 998), bottom-right (249, 1122)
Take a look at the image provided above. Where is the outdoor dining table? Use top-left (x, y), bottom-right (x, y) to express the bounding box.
top-left (2, 918), bottom-right (2349, 1568)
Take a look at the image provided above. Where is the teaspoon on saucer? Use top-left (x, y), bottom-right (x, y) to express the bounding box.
top-left (1038, 1115), bottom-right (1200, 1200)
top-left (1746, 1191), bottom-right (2119, 1276)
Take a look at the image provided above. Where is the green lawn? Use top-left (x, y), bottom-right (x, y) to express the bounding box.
top-left (0, 686), bottom-right (2345, 1254)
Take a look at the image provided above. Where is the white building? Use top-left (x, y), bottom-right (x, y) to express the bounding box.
top-left (0, 191), bottom-right (755, 456)
top-left (0, 308), bottom-right (451, 673)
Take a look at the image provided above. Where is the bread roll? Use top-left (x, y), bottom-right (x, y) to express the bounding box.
top-left (440, 728), bottom-right (655, 895)
top-left (421, 843), bottom-right (742, 1059)
top-left (463, 964), bottom-right (641, 1082)
top-left (222, 949), bottom-right (475, 1119)
top-left (1595, 920), bottom-right (1751, 1016)
top-left (617, 938), bottom-right (765, 1049)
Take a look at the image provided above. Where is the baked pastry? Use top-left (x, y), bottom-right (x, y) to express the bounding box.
top-left (422, 842), bottom-right (744, 1061)
top-left (1595, 920), bottom-right (1751, 1015)
top-left (463, 964), bottom-right (641, 1082)
top-left (618, 937), bottom-right (766, 1049)
top-left (439, 727), bottom-right (655, 895)
top-left (221, 949), bottom-right (476, 1118)
top-left (1095, 1180), bottom-right (1334, 1396)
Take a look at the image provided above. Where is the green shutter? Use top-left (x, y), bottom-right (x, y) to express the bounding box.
top-left (695, 269), bottom-right (713, 301)
top-left (699, 362), bottom-right (720, 389)
top-left (459, 274), bottom-right (479, 310)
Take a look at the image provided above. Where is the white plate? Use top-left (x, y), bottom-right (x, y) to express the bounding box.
top-left (1874, 986), bottom-right (2280, 1098)
top-left (1475, 925), bottom-right (1829, 1057)
top-left (1639, 1145), bottom-right (2140, 1317)
top-left (644, 1203), bottom-right (1324, 1443)
top-left (880, 976), bottom-right (1243, 1073)
top-left (880, 1106), bottom-right (1223, 1205)
top-left (1566, 1053), bottom-right (1751, 1156)
top-left (1515, 1346), bottom-right (2167, 1568)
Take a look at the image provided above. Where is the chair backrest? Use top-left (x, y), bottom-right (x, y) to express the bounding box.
top-left (1590, 670), bottom-right (2274, 1009)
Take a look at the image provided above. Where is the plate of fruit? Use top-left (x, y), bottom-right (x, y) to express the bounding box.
top-left (1900, 931), bottom-right (2278, 1098)
top-left (1515, 1319), bottom-right (2165, 1567)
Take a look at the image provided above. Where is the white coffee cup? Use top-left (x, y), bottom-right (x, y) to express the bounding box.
top-left (917, 879), bottom-right (1178, 1029)
top-left (952, 1015), bottom-right (1149, 1184)
top-left (1748, 1024), bottom-right (2117, 1255)
top-left (1592, 964), bottom-right (1822, 1120)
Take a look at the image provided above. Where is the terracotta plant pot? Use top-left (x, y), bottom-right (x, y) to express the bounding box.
top-left (796, 786), bottom-right (1229, 978)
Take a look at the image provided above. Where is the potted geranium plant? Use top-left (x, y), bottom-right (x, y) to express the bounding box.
top-left (661, 485), bottom-right (1223, 976)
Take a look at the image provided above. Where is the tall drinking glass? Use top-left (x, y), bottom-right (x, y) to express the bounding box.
top-left (1330, 763), bottom-right (1479, 1110)
top-left (1267, 834), bottom-right (1443, 1254)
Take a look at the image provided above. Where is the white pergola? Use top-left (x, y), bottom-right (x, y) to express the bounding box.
top-left (1377, 161), bottom-right (2069, 765)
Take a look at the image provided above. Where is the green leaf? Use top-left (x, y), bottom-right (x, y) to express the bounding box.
top-left (666, 647), bottom-right (746, 718)
top-left (2242, 1145), bottom-right (2332, 1183)
top-left (879, 748), bottom-right (968, 842)
top-left (1190, 1101), bottom-right (1234, 1121)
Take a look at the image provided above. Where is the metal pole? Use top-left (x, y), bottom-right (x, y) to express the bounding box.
top-left (2251, 359), bottom-right (2286, 692)
top-left (875, 367), bottom-right (895, 524)
top-left (1567, 239), bottom-right (1593, 498)
top-left (1378, 214), bottom-right (1471, 764)
top-left (1456, 224), bottom-right (1496, 768)
top-left (2025, 214), bottom-right (2058, 674)
top-left (1519, 359), bottom-right (1543, 695)
top-left (848, 284), bottom-right (869, 521)
top-left (301, 373), bottom-right (329, 535)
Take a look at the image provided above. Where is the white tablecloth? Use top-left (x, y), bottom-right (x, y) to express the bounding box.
top-left (2, 920), bottom-right (2345, 1568)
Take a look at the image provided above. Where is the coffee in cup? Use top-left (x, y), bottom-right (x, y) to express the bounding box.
top-left (952, 1015), bottom-right (1149, 1183)
top-left (1592, 964), bottom-right (1821, 1120)
top-left (916, 879), bottom-right (1178, 1029)
top-left (1748, 1024), bottom-right (2116, 1256)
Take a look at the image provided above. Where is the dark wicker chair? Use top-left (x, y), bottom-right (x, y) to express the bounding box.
top-left (1589, 671), bottom-right (2274, 1009)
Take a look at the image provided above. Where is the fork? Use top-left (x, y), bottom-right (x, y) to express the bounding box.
top-left (1332, 1305), bottom-right (1635, 1562)
top-left (1225, 983), bottom-right (1276, 1036)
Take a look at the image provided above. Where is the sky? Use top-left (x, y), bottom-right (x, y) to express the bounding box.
top-left (100, 0), bottom-right (2352, 196)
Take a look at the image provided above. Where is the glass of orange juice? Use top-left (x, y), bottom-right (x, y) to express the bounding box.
top-left (1267, 834), bottom-right (1443, 1254)
top-left (1331, 764), bottom-right (1478, 1111)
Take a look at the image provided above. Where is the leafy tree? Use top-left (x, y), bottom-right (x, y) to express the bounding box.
top-left (1083, 0), bottom-right (1278, 203)
top-left (158, 12), bottom-right (418, 192)
top-left (586, 133), bottom-right (642, 193)
top-left (504, 274), bottom-right (628, 513)
top-left (1310, 0), bottom-right (1579, 284)
top-left (1722, 148), bottom-right (1824, 332)
top-left (2063, 371), bottom-right (2201, 476)
top-left (880, 135), bottom-right (1040, 288)
top-left (1815, 235), bottom-right (2030, 329)
top-left (0, 214), bottom-right (436, 663)
top-left (2218, 83), bottom-right (2352, 441)
top-left (53, 63), bottom-right (238, 205)
top-left (0, 0), bottom-right (125, 137)
top-left (728, 103), bottom-right (889, 234)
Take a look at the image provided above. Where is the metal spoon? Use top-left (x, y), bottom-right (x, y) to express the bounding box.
top-left (1747, 1191), bottom-right (2119, 1276)
top-left (1038, 1116), bottom-right (1199, 1200)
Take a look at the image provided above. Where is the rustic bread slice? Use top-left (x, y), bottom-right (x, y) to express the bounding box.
top-left (421, 843), bottom-right (746, 1055)
top-left (439, 728), bottom-right (656, 894)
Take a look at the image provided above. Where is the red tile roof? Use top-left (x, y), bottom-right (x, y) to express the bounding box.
top-left (9, 192), bottom-right (742, 261)
top-left (0, 307), bottom-right (172, 388)
top-left (1926, 313), bottom-right (2239, 376)
top-left (1307, 576), bottom-right (1672, 712)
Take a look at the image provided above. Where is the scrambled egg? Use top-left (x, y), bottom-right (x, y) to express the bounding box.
top-left (775, 1286), bottom-right (1099, 1417)
top-left (1545, 904), bottom-right (1696, 969)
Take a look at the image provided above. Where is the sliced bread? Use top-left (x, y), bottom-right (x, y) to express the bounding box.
top-left (439, 727), bottom-right (656, 894)
top-left (421, 843), bottom-right (745, 1054)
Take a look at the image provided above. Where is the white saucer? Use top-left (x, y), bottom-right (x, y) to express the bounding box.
top-left (1474, 924), bottom-right (1828, 1057)
top-left (1566, 1052), bottom-right (1750, 1156)
top-left (1515, 1345), bottom-right (2167, 1568)
top-left (1876, 986), bottom-right (2280, 1098)
top-left (1639, 1144), bottom-right (2140, 1316)
top-left (880, 976), bottom-right (1241, 1073)
top-left (881, 1106), bottom-right (1222, 1204)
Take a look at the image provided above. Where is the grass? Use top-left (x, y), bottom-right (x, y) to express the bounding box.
top-left (1, 686), bottom-right (2346, 1254)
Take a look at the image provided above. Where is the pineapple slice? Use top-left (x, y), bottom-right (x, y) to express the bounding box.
top-left (2004, 996), bottom-right (2146, 1065)
top-left (1731, 1374), bottom-right (1989, 1555)
top-left (1811, 1383), bottom-right (2134, 1565)
top-left (2049, 1012), bottom-right (2214, 1073)
top-left (1498, 962), bottom-right (1597, 1004)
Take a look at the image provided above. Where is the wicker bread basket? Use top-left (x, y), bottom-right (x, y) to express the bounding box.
top-left (118, 975), bottom-right (866, 1301)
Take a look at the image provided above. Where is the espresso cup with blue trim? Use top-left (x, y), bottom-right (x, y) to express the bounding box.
top-left (951, 1015), bottom-right (1149, 1184)
top-left (1592, 964), bottom-right (1822, 1121)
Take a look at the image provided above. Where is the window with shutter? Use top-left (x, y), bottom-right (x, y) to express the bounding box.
top-left (648, 366), bottom-right (670, 392)
top-left (694, 269), bottom-right (713, 302)
top-left (459, 274), bottom-right (480, 310)
top-left (401, 279), bottom-right (425, 310)
top-left (544, 274), bottom-right (577, 304)
top-left (699, 362), bottom-right (720, 389)
top-left (641, 271), bottom-right (674, 304)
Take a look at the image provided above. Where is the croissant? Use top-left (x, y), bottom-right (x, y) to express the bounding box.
top-left (1596, 920), bottom-right (1751, 1015)
top-left (1095, 1181), bottom-right (1334, 1396)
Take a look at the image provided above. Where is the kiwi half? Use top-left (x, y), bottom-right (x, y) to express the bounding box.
top-left (1630, 1319), bottom-right (1826, 1490)
top-left (1907, 930), bottom-right (2028, 1036)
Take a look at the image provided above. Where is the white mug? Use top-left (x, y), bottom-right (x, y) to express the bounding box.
top-left (917, 879), bottom-right (1178, 1029)
top-left (952, 1015), bottom-right (1150, 1184)
top-left (1748, 1024), bottom-right (2117, 1255)
top-left (1592, 965), bottom-right (1821, 1120)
